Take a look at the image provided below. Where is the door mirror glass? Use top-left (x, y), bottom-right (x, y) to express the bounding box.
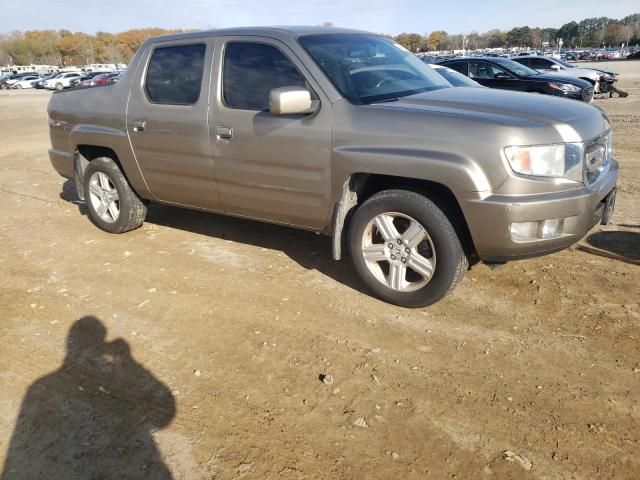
top-left (269, 86), bottom-right (314, 115)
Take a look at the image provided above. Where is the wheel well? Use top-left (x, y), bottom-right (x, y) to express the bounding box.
top-left (77, 145), bottom-right (121, 166)
top-left (74, 145), bottom-right (129, 200)
top-left (335, 173), bottom-right (477, 262)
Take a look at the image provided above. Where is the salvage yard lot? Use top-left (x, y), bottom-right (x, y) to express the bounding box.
top-left (1, 61), bottom-right (639, 479)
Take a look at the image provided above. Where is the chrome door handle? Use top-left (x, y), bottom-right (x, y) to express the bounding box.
top-left (133, 120), bottom-right (146, 132)
top-left (215, 126), bottom-right (233, 140)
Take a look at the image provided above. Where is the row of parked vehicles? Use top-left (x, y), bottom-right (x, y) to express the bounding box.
top-left (0, 70), bottom-right (124, 90)
top-left (423, 46), bottom-right (639, 64)
top-left (421, 54), bottom-right (622, 101)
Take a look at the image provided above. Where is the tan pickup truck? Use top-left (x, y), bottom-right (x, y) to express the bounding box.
top-left (47, 27), bottom-right (618, 307)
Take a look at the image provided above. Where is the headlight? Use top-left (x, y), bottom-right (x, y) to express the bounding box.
top-left (504, 144), bottom-right (583, 180)
top-left (548, 82), bottom-right (580, 93)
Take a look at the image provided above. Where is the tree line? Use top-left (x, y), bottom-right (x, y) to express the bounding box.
top-left (0, 28), bottom-right (185, 67)
top-left (394, 14), bottom-right (639, 52)
top-left (1, 13), bottom-right (639, 67)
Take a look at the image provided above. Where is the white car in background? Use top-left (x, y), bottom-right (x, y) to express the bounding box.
top-left (44, 72), bottom-right (83, 90)
top-left (11, 75), bottom-right (39, 89)
top-left (512, 56), bottom-right (615, 94)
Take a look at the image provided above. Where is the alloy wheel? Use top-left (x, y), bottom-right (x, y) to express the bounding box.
top-left (88, 171), bottom-right (120, 223)
top-left (361, 212), bottom-right (436, 292)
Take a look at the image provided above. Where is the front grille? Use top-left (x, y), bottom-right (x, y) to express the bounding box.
top-left (582, 87), bottom-right (594, 102)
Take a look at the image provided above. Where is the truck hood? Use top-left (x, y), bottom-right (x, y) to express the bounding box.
top-left (370, 87), bottom-right (607, 143)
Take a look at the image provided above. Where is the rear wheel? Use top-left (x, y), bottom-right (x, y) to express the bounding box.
top-left (83, 157), bottom-right (146, 233)
top-left (348, 189), bottom-right (468, 307)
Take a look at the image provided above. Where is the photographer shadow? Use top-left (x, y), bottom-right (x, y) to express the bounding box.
top-left (1, 316), bottom-right (175, 480)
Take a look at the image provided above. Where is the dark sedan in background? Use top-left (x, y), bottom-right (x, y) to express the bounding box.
top-left (440, 57), bottom-right (594, 102)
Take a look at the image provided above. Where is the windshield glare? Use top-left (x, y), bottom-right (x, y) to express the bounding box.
top-left (298, 34), bottom-right (451, 104)
top-left (494, 58), bottom-right (540, 77)
top-left (433, 66), bottom-right (480, 87)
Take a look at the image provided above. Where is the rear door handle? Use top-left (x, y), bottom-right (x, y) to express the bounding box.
top-left (215, 126), bottom-right (233, 140)
top-left (133, 120), bottom-right (146, 132)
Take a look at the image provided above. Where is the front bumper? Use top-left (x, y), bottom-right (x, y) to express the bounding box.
top-left (460, 159), bottom-right (619, 262)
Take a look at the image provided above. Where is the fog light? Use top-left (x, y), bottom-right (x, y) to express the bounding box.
top-left (510, 218), bottom-right (565, 242)
top-left (510, 221), bottom-right (538, 242)
top-left (541, 218), bottom-right (564, 239)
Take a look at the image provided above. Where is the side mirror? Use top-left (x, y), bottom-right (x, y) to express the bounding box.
top-left (495, 73), bottom-right (511, 80)
top-left (269, 86), bottom-right (315, 115)
top-left (551, 64), bottom-right (561, 71)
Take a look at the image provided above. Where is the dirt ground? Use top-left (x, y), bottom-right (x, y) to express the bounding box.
top-left (1, 61), bottom-right (638, 480)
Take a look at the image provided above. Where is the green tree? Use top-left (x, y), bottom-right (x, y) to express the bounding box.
top-left (557, 21), bottom-right (579, 47)
top-left (506, 26), bottom-right (532, 47)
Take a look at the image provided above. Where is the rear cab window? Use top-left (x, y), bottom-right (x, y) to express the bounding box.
top-left (145, 44), bottom-right (206, 105)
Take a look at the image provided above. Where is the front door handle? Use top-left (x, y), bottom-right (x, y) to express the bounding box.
top-left (215, 126), bottom-right (233, 140)
top-left (133, 120), bottom-right (146, 132)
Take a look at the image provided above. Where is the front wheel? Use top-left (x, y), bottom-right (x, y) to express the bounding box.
top-left (55, 82), bottom-right (63, 90)
top-left (348, 190), bottom-right (468, 307)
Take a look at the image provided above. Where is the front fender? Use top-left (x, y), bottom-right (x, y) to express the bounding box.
top-left (332, 145), bottom-right (492, 196)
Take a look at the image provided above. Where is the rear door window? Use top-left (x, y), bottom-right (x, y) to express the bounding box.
top-left (222, 42), bottom-right (309, 111)
top-left (145, 44), bottom-right (206, 105)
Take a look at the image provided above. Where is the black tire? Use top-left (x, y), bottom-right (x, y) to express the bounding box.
top-left (83, 157), bottom-right (147, 234)
top-left (348, 189), bottom-right (468, 308)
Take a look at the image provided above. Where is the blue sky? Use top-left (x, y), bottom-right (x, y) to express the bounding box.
top-left (1, 0), bottom-right (637, 35)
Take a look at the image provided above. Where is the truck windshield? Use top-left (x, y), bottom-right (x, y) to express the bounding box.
top-left (298, 34), bottom-right (451, 104)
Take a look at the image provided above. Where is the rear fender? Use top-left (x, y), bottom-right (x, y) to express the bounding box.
top-left (69, 124), bottom-right (152, 199)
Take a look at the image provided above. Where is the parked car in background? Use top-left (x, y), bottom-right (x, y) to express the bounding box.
top-left (11, 75), bottom-right (40, 89)
top-left (34, 73), bottom-right (60, 89)
top-left (45, 72), bottom-right (84, 90)
top-left (87, 72), bottom-right (122, 87)
top-left (70, 71), bottom-right (103, 87)
top-left (419, 55), bottom-right (437, 65)
top-left (1, 72), bottom-right (38, 89)
top-left (512, 56), bottom-right (615, 94)
top-left (441, 57), bottom-right (594, 102)
top-left (47, 27), bottom-right (618, 307)
top-left (430, 64), bottom-right (483, 87)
